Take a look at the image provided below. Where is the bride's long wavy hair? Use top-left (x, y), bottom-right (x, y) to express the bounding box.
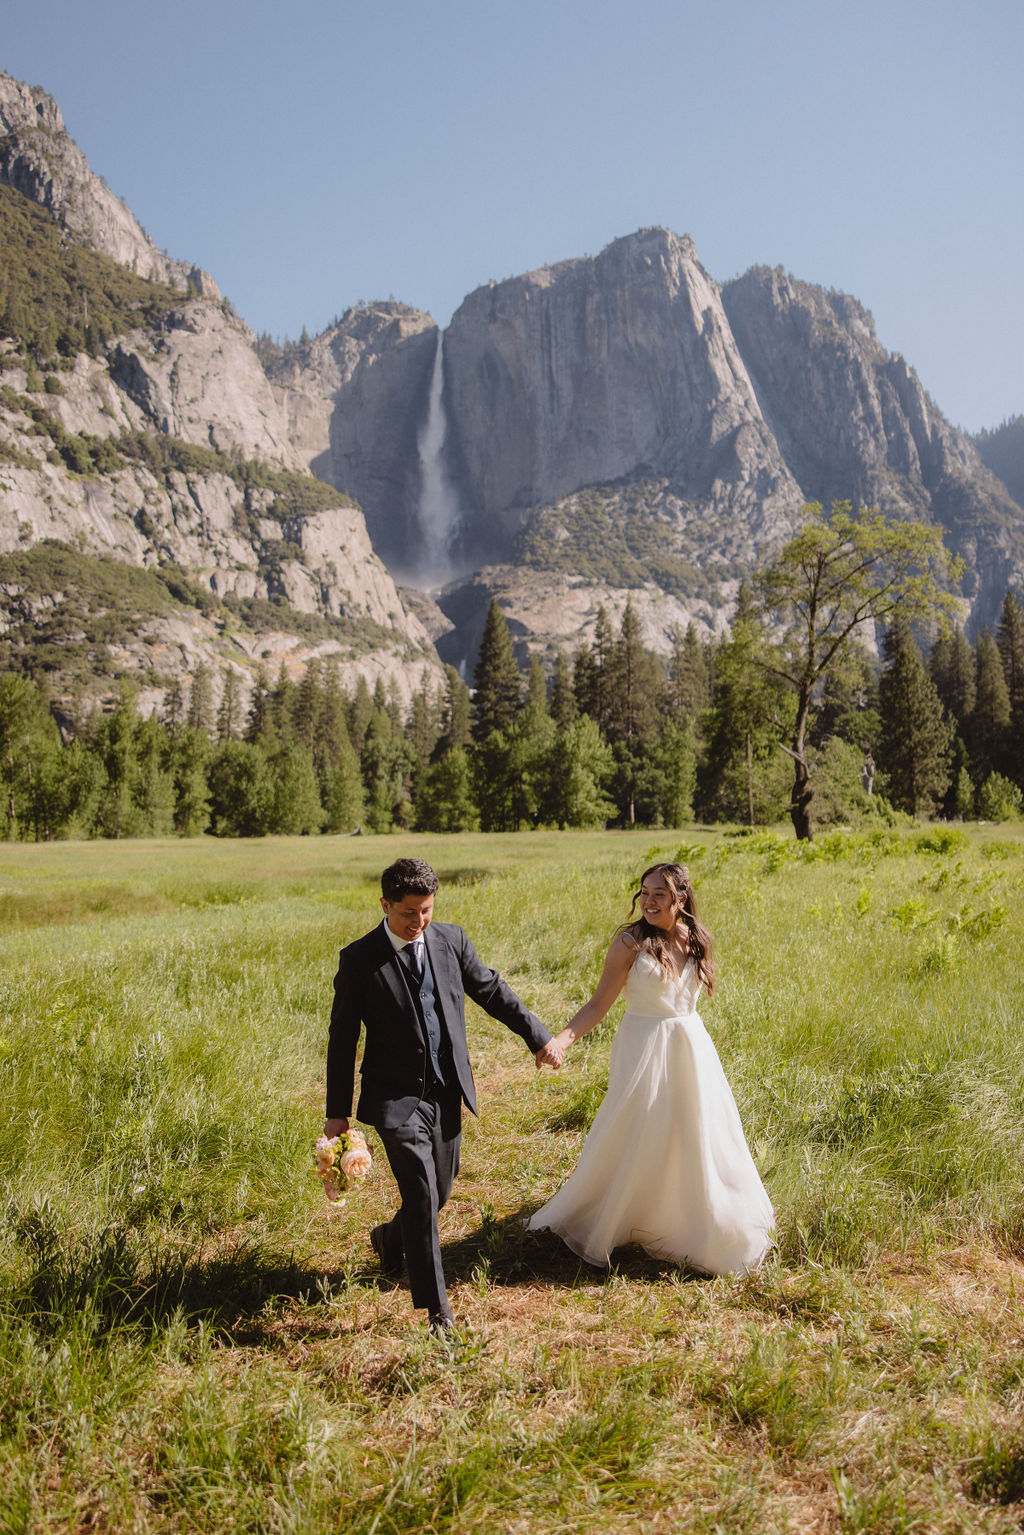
top-left (622, 862), bottom-right (715, 994)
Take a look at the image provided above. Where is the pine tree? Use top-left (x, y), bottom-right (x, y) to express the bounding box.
top-left (321, 732), bottom-right (365, 833)
top-left (216, 666), bottom-right (243, 743)
top-left (996, 590), bottom-right (1024, 786)
top-left (207, 740), bottom-right (274, 836)
top-left (0, 674), bottom-right (77, 840)
top-left (665, 623), bottom-right (710, 727)
top-left (574, 606), bottom-right (615, 735)
top-left (415, 746), bottom-right (479, 832)
top-left (91, 684), bottom-right (142, 839)
top-left (268, 663), bottom-right (295, 746)
top-left (361, 713), bottom-right (416, 833)
top-left (929, 625), bottom-right (976, 815)
top-left (655, 718), bottom-right (697, 827)
top-left (549, 650), bottom-right (577, 730)
top-left (161, 676), bottom-right (185, 739)
top-left (876, 611), bottom-right (953, 817)
top-left (968, 628), bottom-right (1011, 784)
top-left (186, 662), bottom-right (214, 735)
top-left (436, 665), bottom-right (472, 755)
top-left (170, 727), bottom-right (211, 836)
top-left (605, 599), bottom-right (662, 745)
top-left (930, 626), bottom-right (976, 731)
top-left (292, 658), bottom-right (322, 757)
top-left (268, 744), bottom-right (323, 834)
top-left (320, 661), bottom-right (348, 774)
top-left (506, 657), bottom-right (556, 828)
top-left (698, 586), bottom-right (792, 824)
top-left (471, 599), bottom-right (522, 741)
top-left (996, 591), bottom-right (1024, 708)
top-left (812, 643), bottom-right (879, 750)
top-left (538, 716), bottom-right (613, 829)
top-left (348, 676), bottom-right (374, 758)
top-left (406, 668), bottom-right (443, 764)
top-left (244, 664), bottom-right (271, 746)
top-left (130, 715), bottom-right (175, 835)
top-left (524, 654), bottom-right (546, 715)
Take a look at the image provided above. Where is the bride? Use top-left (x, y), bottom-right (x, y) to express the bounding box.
top-left (531, 862), bottom-right (774, 1275)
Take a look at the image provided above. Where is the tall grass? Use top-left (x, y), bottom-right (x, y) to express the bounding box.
top-left (2, 825), bottom-right (1023, 1531)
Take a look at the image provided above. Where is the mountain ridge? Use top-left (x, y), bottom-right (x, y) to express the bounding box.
top-left (2, 69), bottom-right (1022, 707)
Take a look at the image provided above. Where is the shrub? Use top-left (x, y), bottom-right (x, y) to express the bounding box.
top-left (977, 773), bottom-right (1023, 822)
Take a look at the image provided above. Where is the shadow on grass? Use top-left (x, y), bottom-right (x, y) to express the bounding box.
top-left (9, 1212), bottom-right (366, 1340)
top-left (8, 1201), bottom-right (707, 1348)
top-left (439, 1205), bottom-right (711, 1289)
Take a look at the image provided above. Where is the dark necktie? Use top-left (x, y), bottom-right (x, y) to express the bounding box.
top-left (406, 942), bottom-right (424, 983)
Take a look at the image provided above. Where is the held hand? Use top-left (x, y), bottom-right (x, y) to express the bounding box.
top-left (535, 1040), bottom-right (564, 1070)
top-left (324, 1117), bottom-right (350, 1138)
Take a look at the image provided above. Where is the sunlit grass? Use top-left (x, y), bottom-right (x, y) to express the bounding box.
top-left (2, 824), bottom-right (1024, 1531)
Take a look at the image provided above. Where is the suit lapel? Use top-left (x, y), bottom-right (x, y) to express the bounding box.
top-left (370, 923), bottom-right (421, 1031)
top-left (423, 927), bottom-right (457, 1019)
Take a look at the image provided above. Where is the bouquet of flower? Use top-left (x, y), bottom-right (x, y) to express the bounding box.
top-left (314, 1129), bottom-right (372, 1205)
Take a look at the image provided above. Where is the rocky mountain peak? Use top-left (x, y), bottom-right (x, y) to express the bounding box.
top-left (0, 70), bottom-right (217, 298)
top-left (441, 225), bottom-right (798, 562)
top-left (0, 73), bottom-right (65, 135)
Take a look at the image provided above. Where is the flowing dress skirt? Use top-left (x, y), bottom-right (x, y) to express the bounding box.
top-left (529, 957), bottom-right (773, 1275)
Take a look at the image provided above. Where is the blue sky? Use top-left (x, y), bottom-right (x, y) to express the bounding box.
top-left (4, 0), bottom-right (1021, 432)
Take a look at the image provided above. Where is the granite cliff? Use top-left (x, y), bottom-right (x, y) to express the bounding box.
top-left (0, 74), bottom-right (215, 296)
top-left (0, 74), bottom-right (439, 712)
top-left (721, 267), bottom-right (1023, 620)
top-left (267, 303), bottom-right (438, 575)
top-left (275, 229), bottom-right (1023, 667)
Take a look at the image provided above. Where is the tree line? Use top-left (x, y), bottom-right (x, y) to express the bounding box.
top-left (1, 505), bottom-right (1021, 842)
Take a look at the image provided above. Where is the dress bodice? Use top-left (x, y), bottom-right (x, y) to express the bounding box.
top-left (624, 949), bottom-right (702, 1018)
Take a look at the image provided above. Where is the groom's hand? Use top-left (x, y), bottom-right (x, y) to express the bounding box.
top-left (324, 1117), bottom-right (350, 1137)
top-left (535, 1040), bottom-right (563, 1070)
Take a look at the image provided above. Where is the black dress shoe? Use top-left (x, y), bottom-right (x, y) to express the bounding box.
top-left (370, 1223), bottom-right (402, 1278)
top-left (427, 1310), bottom-right (456, 1338)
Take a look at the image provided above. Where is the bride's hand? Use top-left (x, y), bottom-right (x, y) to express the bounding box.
top-left (535, 1039), bottom-right (564, 1070)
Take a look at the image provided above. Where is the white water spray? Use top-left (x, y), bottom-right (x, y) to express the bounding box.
top-left (415, 329), bottom-right (461, 587)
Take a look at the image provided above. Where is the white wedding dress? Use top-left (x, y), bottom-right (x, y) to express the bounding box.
top-left (529, 951), bottom-right (774, 1275)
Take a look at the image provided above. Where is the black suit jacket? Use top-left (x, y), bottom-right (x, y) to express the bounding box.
top-left (325, 920), bottom-right (551, 1130)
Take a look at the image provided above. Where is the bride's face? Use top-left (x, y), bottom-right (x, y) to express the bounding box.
top-left (639, 875), bottom-right (679, 932)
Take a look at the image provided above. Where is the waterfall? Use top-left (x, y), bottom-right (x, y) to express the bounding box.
top-left (416, 329), bottom-right (460, 586)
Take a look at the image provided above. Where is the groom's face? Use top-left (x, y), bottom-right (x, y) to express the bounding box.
top-left (382, 892), bottom-right (435, 942)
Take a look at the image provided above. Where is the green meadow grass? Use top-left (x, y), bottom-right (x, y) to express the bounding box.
top-left (2, 825), bottom-right (1024, 1532)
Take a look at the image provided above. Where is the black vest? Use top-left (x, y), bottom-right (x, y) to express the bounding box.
top-left (405, 946), bottom-right (450, 1088)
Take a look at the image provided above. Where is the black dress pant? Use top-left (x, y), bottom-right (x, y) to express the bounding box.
top-left (375, 1085), bottom-right (462, 1317)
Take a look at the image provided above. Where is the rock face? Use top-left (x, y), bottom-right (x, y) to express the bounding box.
top-left (0, 74), bottom-right (439, 710)
top-left (0, 352), bottom-right (433, 646)
top-left (0, 73), bottom-right (216, 296)
top-left (720, 267), bottom-right (1023, 617)
top-left (442, 229), bottom-right (802, 562)
top-left (434, 564), bottom-right (733, 679)
top-left (268, 304), bottom-right (438, 574)
top-left (277, 226), bottom-right (1023, 655)
top-left (110, 301), bottom-right (303, 466)
top-left (974, 417), bottom-right (1024, 511)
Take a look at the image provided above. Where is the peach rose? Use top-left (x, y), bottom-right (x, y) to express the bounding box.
top-left (340, 1145), bottom-right (372, 1180)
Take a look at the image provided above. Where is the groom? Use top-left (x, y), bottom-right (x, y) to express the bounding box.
top-left (324, 856), bottom-right (560, 1333)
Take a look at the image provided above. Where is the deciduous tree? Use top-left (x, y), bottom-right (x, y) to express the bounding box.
top-left (754, 501), bottom-right (961, 839)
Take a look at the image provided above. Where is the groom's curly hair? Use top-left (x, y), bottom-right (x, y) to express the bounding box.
top-left (624, 862), bottom-right (715, 994)
top-left (381, 858), bottom-right (440, 902)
